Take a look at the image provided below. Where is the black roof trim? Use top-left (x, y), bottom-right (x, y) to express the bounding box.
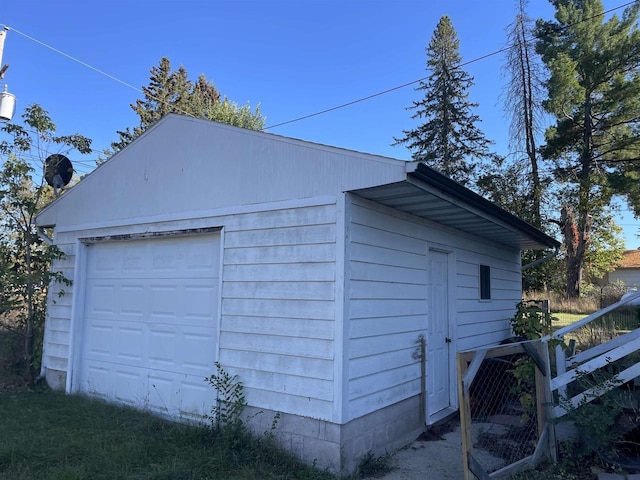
top-left (409, 163), bottom-right (560, 249)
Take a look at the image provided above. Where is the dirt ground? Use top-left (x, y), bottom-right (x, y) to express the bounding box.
top-left (0, 369), bottom-right (28, 392)
top-left (365, 418), bottom-right (506, 480)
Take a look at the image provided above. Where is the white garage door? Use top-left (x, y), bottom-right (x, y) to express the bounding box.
top-left (77, 233), bottom-right (220, 420)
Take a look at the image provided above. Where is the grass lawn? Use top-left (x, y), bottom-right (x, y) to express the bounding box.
top-left (551, 312), bottom-right (587, 328)
top-left (0, 389), bottom-right (334, 480)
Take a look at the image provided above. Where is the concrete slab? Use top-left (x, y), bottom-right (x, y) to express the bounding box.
top-left (364, 421), bottom-right (504, 480)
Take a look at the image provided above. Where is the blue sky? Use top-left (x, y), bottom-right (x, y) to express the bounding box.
top-left (0, 0), bottom-right (638, 247)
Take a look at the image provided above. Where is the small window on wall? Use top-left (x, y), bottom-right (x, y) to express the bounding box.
top-left (480, 264), bottom-right (491, 300)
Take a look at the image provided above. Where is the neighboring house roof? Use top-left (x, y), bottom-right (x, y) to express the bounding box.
top-left (35, 114), bottom-right (559, 251)
top-left (617, 250), bottom-right (640, 268)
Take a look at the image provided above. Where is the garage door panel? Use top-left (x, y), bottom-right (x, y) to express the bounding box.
top-left (116, 326), bottom-right (144, 362)
top-left (90, 247), bottom-right (121, 277)
top-left (149, 280), bottom-right (218, 327)
top-left (183, 284), bottom-right (219, 321)
top-left (85, 320), bottom-right (146, 365)
top-left (148, 375), bottom-right (174, 412)
top-left (179, 380), bottom-right (214, 418)
top-left (79, 233), bottom-right (220, 419)
top-left (115, 369), bottom-right (147, 405)
top-left (146, 326), bottom-right (216, 376)
top-left (88, 236), bottom-right (220, 280)
top-left (85, 283), bottom-right (118, 319)
top-left (85, 323), bottom-right (114, 359)
top-left (148, 328), bottom-right (177, 367)
top-left (182, 328), bottom-right (218, 374)
top-left (119, 285), bottom-right (147, 316)
top-left (82, 364), bottom-right (113, 398)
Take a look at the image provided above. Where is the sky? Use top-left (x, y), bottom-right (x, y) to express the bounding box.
top-left (0, 0), bottom-right (638, 247)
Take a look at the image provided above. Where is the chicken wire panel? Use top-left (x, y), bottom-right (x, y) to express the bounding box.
top-left (459, 341), bottom-right (549, 478)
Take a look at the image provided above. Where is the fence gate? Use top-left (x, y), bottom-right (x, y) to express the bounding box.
top-left (457, 340), bottom-right (555, 479)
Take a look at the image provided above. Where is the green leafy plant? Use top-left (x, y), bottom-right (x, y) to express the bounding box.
top-left (0, 105), bottom-right (90, 382)
top-left (205, 362), bottom-right (247, 435)
top-left (508, 302), bottom-right (557, 422)
top-left (357, 451), bottom-right (393, 478)
top-left (204, 362), bottom-right (292, 466)
top-left (558, 367), bottom-right (626, 461)
top-left (510, 300), bottom-right (555, 339)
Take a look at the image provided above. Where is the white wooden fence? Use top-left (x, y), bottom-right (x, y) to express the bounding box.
top-left (547, 290), bottom-right (640, 419)
top-left (458, 290), bottom-right (640, 479)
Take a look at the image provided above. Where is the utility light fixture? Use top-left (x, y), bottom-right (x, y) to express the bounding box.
top-left (0, 27), bottom-right (16, 122)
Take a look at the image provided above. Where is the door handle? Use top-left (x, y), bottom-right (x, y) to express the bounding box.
top-left (445, 337), bottom-right (452, 343)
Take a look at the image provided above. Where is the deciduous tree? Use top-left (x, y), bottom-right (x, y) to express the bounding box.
top-left (0, 104), bottom-right (92, 381)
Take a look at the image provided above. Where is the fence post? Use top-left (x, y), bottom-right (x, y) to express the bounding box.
top-left (457, 352), bottom-right (473, 480)
top-left (536, 339), bottom-right (557, 463)
top-left (555, 344), bottom-right (567, 401)
top-left (542, 299), bottom-right (550, 314)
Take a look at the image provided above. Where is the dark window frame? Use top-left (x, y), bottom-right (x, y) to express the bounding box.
top-left (480, 264), bottom-right (491, 300)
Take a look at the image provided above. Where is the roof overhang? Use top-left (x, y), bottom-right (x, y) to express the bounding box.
top-left (349, 162), bottom-right (560, 251)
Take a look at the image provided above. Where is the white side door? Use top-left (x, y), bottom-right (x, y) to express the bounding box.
top-left (427, 249), bottom-right (452, 419)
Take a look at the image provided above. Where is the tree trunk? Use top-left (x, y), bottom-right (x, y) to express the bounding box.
top-left (24, 231), bottom-right (35, 382)
top-left (562, 206), bottom-right (581, 297)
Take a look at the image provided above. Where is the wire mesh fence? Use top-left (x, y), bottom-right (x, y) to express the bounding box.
top-left (458, 341), bottom-right (552, 479)
top-left (554, 306), bottom-right (640, 355)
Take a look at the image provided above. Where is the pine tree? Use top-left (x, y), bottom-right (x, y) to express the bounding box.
top-left (536, 0), bottom-right (640, 296)
top-left (112, 57), bottom-right (264, 152)
top-left (394, 16), bottom-right (496, 186)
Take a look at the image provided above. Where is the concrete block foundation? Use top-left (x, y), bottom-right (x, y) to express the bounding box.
top-left (246, 394), bottom-right (425, 475)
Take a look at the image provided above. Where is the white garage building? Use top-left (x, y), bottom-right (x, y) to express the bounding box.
top-left (36, 115), bottom-right (559, 474)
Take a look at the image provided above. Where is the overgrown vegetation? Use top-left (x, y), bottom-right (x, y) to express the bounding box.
top-left (511, 300), bottom-right (556, 339)
top-left (523, 282), bottom-right (629, 315)
top-left (356, 451), bottom-right (393, 479)
top-left (0, 105), bottom-right (91, 383)
top-left (0, 389), bottom-right (333, 480)
top-left (507, 295), bottom-right (640, 478)
top-left (204, 361), bottom-right (282, 455)
top-left (560, 368), bottom-right (628, 458)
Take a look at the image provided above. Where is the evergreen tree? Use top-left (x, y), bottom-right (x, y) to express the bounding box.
top-left (112, 57), bottom-right (264, 152)
top-left (536, 0), bottom-right (640, 296)
top-left (394, 16), bottom-right (496, 186)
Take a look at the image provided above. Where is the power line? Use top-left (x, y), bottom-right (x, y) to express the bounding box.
top-left (3, 25), bottom-right (142, 94)
top-left (4, 1), bottom-right (636, 134)
top-left (263, 1), bottom-right (637, 130)
top-left (1, 1), bottom-right (636, 139)
top-left (0, 24), bottom-right (199, 123)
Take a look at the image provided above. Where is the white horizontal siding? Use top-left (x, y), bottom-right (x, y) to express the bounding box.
top-left (224, 262), bottom-right (334, 282)
top-left (42, 199), bottom-right (338, 422)
top-left (220, 202), bottom-right (337, 420)
top-left (346, 196), bottom-right (523, 420)
top-left (222, 316), bottom-right (334, 339)
top-left (42, 239), bottom-right (76, 375)
top-left (347, 199), bottom-right (427, 421)
top-left (455, 252), bottom-right (522, 350)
